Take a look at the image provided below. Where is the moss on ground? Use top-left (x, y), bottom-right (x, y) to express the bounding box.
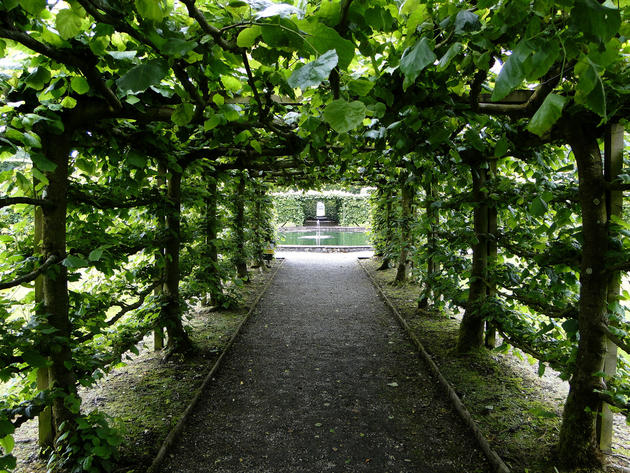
top-left (363, 258), bottom-right (628, 473)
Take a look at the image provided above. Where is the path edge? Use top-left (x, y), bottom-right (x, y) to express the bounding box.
top-left (146, 259), bottom-right (285, 473)
top-left (357, 258), bottom-right (511, 473)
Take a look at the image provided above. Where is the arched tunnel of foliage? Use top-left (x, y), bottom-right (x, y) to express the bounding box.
top-left (0, 0), bottom-right (629, 471)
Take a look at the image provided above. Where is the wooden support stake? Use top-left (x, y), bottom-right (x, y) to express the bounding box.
top-left (600, 122), bottom-right (624, 452)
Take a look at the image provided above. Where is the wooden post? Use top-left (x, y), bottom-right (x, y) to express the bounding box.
top-left (599, 123), bottom-right (623, 452)
top-left (485, 160), bottom-right (498, 348)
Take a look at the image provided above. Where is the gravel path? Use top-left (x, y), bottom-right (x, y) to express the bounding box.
top-left (160, 253), bottom-right (490, 472)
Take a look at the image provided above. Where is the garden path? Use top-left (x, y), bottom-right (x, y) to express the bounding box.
top-left (160, 252), bottom-right (490, 472)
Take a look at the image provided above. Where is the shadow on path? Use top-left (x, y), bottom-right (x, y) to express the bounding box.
top-left (161, 253), bottom-right (490, 473)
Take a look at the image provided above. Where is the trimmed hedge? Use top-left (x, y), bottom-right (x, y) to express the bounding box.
top-left (272, 192), bottom-right (371, 226)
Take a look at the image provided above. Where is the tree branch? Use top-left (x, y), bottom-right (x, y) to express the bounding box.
top-left (498, 289), bottom-right (577, 319)
top-left (0, 255), bottom-right (60, 290)
top-left (597, 391), bottom-right (630, 413)
top-left (76, 279), bottom-right (163, 343)
top-left (0, 24), bottom-right (121, 110)
top-left (68, 186), bottom-right (163, 209)
top-left (0, 197), bottom-right (53, 209)
top-left (601, 322), bottom-right (630, 355)
top-left (180, 0), bottom-right (239, 52)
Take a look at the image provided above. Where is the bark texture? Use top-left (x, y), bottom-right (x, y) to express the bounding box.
top-left (163, 170), bottom-right (192, 352)
top-left (557, 124), bottom-right (608, 467)
top-left (394, 181), bottom-right (413, 283)
top-left (457, 158), bottom-right (488, 353)
top-left (233, 175), bottom-right (248, 281)
top-left (205, 175), bottom-right (224, 304)
top-left (40, 132), bottom-right (77, 437)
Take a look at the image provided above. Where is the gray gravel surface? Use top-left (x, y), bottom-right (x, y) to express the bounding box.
top-left (160, 252), bottom-right (490, 472)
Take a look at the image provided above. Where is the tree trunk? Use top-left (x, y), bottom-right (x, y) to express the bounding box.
top-left (40, 132), bottom-right (77, 438)
top-left (233, 175), bottom-right (248, 281)
top-left (597, 123), bottom-right (623, 453)
top-left (457, 159), bottom-right (488, 353)
top-left (394, 181), bottom-right (413, 283)
top-left (485, 160), bottom-right (498, 348)
top-left (34, 176), bottom-right (53, 451)
top-left (154, 165), bottom-right (165, 351)
top-left (252, 185), bottom-right (266, 269)
top-left (163, 170), bottom-right (192, 353)
top-left (418, 179), bottom-right (438, 309)
top-left (557, 123), bottom-right (608, 467)
top-left (205, 175), bottom-right (223, 304)
top-left (377, 188), bottom-right (392, 270)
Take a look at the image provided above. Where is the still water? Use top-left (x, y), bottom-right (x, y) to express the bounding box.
top-left (278, 231), bottom-right (371, 246)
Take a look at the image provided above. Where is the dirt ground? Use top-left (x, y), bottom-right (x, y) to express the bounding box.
top-left (159, 252), bottom-right (490, 472)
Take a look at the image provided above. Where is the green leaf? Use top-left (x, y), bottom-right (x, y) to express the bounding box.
top-left (62, 254), bottom-right (89, 269)
top-left (348, 79), bottom-right (374, 96)
top-left (529, 196), bottom-right (548, 217)
top-left (399, 37), bottom-right (436, 86)
top-left (261, 19), bottom-right (303, 50)
top-left (524, 42), bottom-right (559, 81)
top-left (288, 50), bottom-right (338, 89)
top-left (492, 57), bottom-right (525, 101)
top-left (493, 137), bottom-right (509, 157)
top-left (299, 21), bottom-right (355, 70)
top-left (55, 9), bottom-right (84, 40)
top-left (454, 10), bottom-right (481, 34)
top-left (220, 75), bottom-right (242, 92)
top-left (212, 94), bottom-right (224, 106)
top-left (127, 151), bottom-right (146, 168)
top-left (575, 59), bottom-right (606, 117)
top-left (21, 350), bottom-right (48, 368)
top-left (0, 453), bottom-right (17, 470)
top-left (236, 26), bottom-right (262, 48)
top-left (0, 420), bottom-right (14, 437)
top-left (116, 60), bottom-right (169, 94)
top-left (70, 76), bottom-right (90, 95)
top-left (135, 0), bottom-right (164, 22)
top-left (570, 0), bottom-right (621, 43)
top-left (171, 102), bottom-right (195, 126)
top-left (0, 435), bottom-right (14, 454)
top-left (31, 153), bottom-right (57, 172)
top-left (527, 94), bottom-right (566, 137)
top-left (61, 96), bottom-right (77, 109)
top-left (250, 140), bottom-right (262, 153)
top-left (323, 100), bottom-right (366, 133)
top-left (26, 67), bottom-right (51, 91)
top-left (437, 42), bottom-right (462, 72)
top-left (160, 39), bottom-right (197, 57)
top-left (88, 247), bottom-right (105, 262)
top-left (204, 114), bottom-right (221, 131)
top-left (20, 0), bottom-right (46, 15)
top-left (562, 318), bottom-right (579, 336)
